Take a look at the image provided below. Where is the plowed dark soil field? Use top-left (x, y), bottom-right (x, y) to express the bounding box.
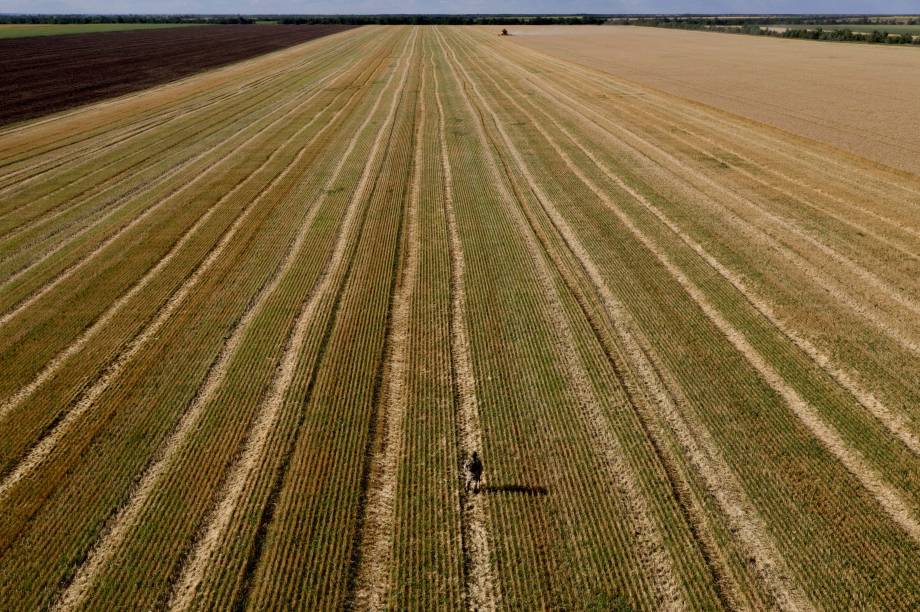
top-left (0, 24), bottom-right (355, 126)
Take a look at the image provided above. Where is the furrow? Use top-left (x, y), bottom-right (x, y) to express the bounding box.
top-left (512, 43), bottom-right (920, 206)
top-left (614, 207), bottom-right (920, 544)
top-left (0, 61), bottom-right (355, 423)
top-left (0, 82), bottom-right (244, 195)
top-left (48, 45), bottom-right (391, 612)
top-left (456, 28), bottom-right (813, 609)
top-left (553, 111), bottom-right (920, 461)
top-left (0, 114), bottom-right (188, 197)
top-left (452, 30), bottom-right (744, 608)
top-left (492, 43), bottom-right (920, 544)
top-left (647, 78), bottom-right (920, 204)
top-left (167, 35), bottom-right (415, 609)
top-left (0, 78), bottom-right (305, 246)
top-left (509, 64), bottom-right (920, 357)
top-left (0, 35), bottom-right (391, 496)
top-left (640, 122), bottom-right (920, 308)
top-left (603, 93), bottom-right (920, 257)
top-left (659, 116), bottom-right (920, 246)
top-left (0, 31), bottom-right (368, 235)
top-left (544, 53), bottom-right (920, 235)
top-left (621, 319), bottom-right (813, 612)
top-left (0, 104), bottom-right (246, 233)
top-left (550, 77), bottom-right (920, 327)
top-left (442, 31), bottom-right (704, 610)
top-left (350, 54), bottom-right (426, 611)
top-left (471, 34), bottom-right (920, 469)
top-left (233, 29), bottom-right (419, 609)
top-left (0, 74), bottom-right (332, 324)
top-left (0, 30), bottom-right (362, 196)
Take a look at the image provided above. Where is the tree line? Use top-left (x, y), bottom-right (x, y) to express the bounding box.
top-left (776, 27), bottom-right (917, 44)
top-left (614, 16), bottom-right (920, 46)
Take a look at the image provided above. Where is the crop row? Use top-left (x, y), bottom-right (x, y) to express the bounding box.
top-left (428, 28), bottom-right (711, 609)
top-left (0, 32), bottom-right (396, 502)
top-left (0, 28), bottom-right (406, 609)
top-left (490, 34), bottom-right (920, 422)
top-left (450, 26), bottom-right (920, 607)
top-left (0, 27), bottom-right (369, 189)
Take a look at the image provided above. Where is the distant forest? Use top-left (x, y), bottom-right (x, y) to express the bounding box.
top-left (614, 15), bottom-right (920, 45)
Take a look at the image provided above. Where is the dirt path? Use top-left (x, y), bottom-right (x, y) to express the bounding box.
top-left (167, 32), bottom-right (417, 610)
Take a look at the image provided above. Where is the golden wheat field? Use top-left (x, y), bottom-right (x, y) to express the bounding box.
top-left (509, 25), bottom-right (920, 175)
top-left (1, 24), bottom-right (920, 610)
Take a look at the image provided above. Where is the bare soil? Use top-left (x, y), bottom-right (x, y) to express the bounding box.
top-left (0, 25), bottom-right (355, 126)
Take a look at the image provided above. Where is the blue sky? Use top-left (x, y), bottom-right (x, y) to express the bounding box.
top-left (1, 0), bottom-right (917, 13)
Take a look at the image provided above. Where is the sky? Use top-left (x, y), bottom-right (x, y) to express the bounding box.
top-left (1, 0), bottom-right (917, 14)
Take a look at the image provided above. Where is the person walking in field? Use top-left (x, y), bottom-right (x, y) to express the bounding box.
top-left (466, 451), bottom-right (483, 493)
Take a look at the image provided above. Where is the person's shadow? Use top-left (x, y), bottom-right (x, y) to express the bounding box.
top-left (479, 484), bottom-right (548, 496)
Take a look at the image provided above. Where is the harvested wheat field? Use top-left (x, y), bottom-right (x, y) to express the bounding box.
top-left (509, 25), bottom-right (920, 176)
top-left (1, 24), bottom-right (920, 610)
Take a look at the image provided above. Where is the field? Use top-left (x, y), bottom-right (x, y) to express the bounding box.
top-left (0, 25), bottom-right (354, 126)
top-left (0, 23), bottom-right (207, 38)
top-left (1, 24), bottom-right (920, 610)
top-left (510, 25), bottom-right (920, 175)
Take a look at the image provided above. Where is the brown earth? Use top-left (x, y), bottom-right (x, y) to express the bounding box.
top-left (505, 25), bottom-right (920, 176)
top-left (0, 25), bottom-right (355, 126)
